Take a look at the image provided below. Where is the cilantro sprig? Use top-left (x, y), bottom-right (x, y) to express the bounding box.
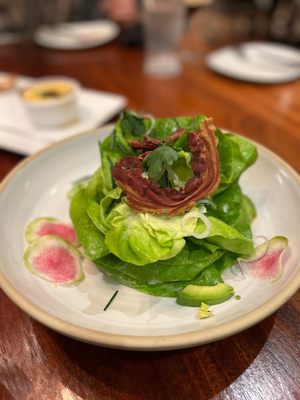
top-left (143, 144), bottom-right (179, 183)
top-left (120, 111), bottom-right (146, 136)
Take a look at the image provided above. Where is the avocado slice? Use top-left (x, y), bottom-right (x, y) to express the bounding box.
top-left (176, 283), bottom-right (234, 307)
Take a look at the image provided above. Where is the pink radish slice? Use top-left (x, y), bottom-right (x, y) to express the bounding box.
top-left (231, 236), bottom-right (269, 279)
top-left (25, 217), bottom-right (78, 246)
top-left (239, 235), bottom-right (269, 263)
top-left (239, 236), bottom-right (288, 282)
top-left (24, 235), bottom-right (84, 285)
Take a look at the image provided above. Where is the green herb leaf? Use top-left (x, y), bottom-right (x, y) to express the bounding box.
top-left (158, 171), bottom-right (169, 188)
top-left (144, 144), bottom-right (179, 183)
top-left (120, 111), bottom-right (146, 136)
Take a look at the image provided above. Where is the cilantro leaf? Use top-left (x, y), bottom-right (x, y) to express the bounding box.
top-left (120, 111), bottom-right (146, 136)
top-left (144, 144), bottom-right (179, 183)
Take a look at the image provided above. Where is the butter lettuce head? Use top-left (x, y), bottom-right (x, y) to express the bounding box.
top-left (69, 112), bottom-right (258, 300)
top-left (99, 190), bottom-right (254, 266)
top-left (103, 202), bottom-right (199, 266)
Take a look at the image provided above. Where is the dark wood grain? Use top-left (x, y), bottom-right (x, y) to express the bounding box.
top-left (0, 40), bottom-right (299, 400)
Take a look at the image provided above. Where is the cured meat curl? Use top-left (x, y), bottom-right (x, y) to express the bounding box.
top-left (130, 137), bottom-right (161, 150)
top-left (112, 118), bottom-right (220, 215)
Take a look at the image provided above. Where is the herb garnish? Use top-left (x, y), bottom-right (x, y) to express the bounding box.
top-left (121, 111), bottom-right (146, 136)
top-left (144, 144), bottom-right (179, 183)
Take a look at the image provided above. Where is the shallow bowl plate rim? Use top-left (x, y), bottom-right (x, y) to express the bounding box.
top-left (0, 125), bottom-right (299, 351)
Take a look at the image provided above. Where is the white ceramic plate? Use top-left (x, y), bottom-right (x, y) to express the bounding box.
top-left (206, 41), bottom-right (300, 84)
top-left (0, 126), bottom-right (299, 350)
top-left (34, 20), bottom-right (120, 50)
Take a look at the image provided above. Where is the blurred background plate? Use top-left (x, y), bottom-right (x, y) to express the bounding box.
top-left (33, 20), bottom-right (120, 50)
top-left (240, 41), bottom-right (300, 67)
top-left (206, 41), bottom-right (300, 84)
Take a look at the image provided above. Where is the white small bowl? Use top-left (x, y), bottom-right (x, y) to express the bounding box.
top-left (20, 77), bottom-right (80, 127)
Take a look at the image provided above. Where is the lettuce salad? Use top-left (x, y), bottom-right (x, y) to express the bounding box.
top-left (69, 111), bottom-right (258, 305)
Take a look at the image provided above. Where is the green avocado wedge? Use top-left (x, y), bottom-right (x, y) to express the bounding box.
top-left (176, 283), bottom-right (234, 307)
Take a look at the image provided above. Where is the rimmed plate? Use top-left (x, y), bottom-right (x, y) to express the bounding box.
top-left (206, 41), bottom-right (300, 84)
top-left (0, 126), bottom-right (299, 350)
top-left (34, 20), bottom-right (120, 50)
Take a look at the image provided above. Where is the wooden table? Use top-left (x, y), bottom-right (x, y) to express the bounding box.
top-left (0, 41), bottom-right (299, 400)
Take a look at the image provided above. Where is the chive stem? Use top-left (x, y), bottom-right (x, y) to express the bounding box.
top-left (103, 290), bottom-right (119, 311)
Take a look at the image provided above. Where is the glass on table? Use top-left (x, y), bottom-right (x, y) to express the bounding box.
top-left (0, 0), bottom-right (37, 45)
top-left (142, 0), bottom-right (186, 78)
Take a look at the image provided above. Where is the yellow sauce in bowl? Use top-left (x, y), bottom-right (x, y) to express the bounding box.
top-left (22, 81), bottom-right (74, 102)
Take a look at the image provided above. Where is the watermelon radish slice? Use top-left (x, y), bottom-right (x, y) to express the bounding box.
top-left (25, 217), bottom-right (78, 246)
top-left (238, 236), bottom-right (288, 282)
top-left (24, 235), bottom-right (84, 285)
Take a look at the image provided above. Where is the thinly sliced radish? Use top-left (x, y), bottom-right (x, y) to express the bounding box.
top-left (239, 236), bottom-right (288, 282)
top-left (24, 235), bottom-right (84, 285)
top-left (25, 217), bottom-right (78, 246)
top-left (239, 235), bottom-right (269, 263)
top-left (231, 236), bottom-right (269, 280)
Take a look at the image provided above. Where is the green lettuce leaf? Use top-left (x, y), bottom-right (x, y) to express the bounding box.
top-left (192, 265), bottom-right (224, 286)
top-left (85, 168), bottom-right (105, 232)
top-left (100, 242), bottom-right (223, 284)
top-left (95, 256), bottom-right (187, 297)
top-left (99, 187), bottom-right (123, 234)
top-left (152, 114), bottom-right (206, 143)
top-left (70, 187), bottom-right (109, 260)
top-left (167, 150), bottom-right (193, 189)
top-left (213, 252), bottom-right (238, 273)
top-left (216, 129), bottom-right (258, 194)
top-left (194, 216), bottom-right (254, 256)
top-left (103, 202), bottom-right (200, 265)
top-left (207, 183), bottom-right (256, 238)
top-left (95, 246), bottom-right (225, 297)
